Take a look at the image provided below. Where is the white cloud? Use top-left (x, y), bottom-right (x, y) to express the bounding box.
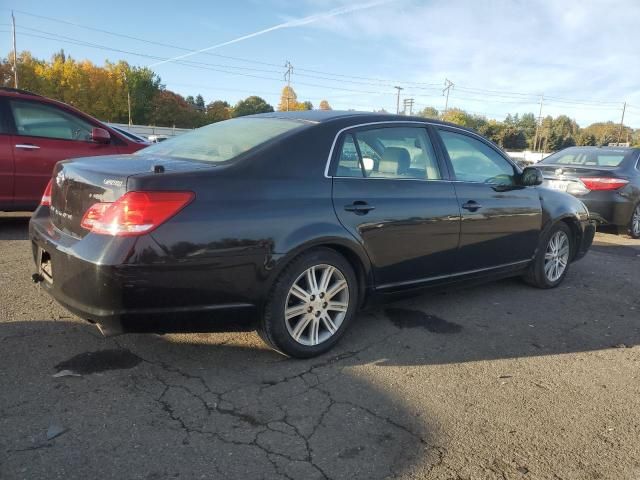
top-left (305, 0), bottom-right (640, 125)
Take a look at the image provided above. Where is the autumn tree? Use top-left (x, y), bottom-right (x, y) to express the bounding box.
top-left (319, 100), bottom-right (332, 110)
top-left (206, 100), bottom-right (232, 123)
top-left (278, 86), bottom-right (298, 111)
top-left (417, 106), bottom-right (439, 119)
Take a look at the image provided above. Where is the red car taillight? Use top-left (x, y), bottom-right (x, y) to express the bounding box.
top-left (580, 177), bottom-right (629, 191)
top-left (80, 191), bottom-right (194, 236)
top-left (41, 179), bottom-right (53, 206)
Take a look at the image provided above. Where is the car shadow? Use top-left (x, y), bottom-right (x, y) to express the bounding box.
top-left (0, 214), bottom-right (31, 241)
top-left (0, 319), bottom-right (437, 480)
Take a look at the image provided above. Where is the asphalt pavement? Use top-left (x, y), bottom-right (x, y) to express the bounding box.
top-left (1, 212), bottom-right (639, 480)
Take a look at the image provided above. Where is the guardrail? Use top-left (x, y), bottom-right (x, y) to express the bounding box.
top-left (108, 123), bottom-right (192, 138)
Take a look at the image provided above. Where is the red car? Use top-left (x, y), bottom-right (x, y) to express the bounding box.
top-left (0, 88), bottom-right (149, 211)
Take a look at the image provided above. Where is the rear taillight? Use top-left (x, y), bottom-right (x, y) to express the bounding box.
top-left (580, 177), bottom-right (629, 191)
top-left (80, 191), bottom-right (194, 236)
top-left (41, 179), bottom-right (53, 206)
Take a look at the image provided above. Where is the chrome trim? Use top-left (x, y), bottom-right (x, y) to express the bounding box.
top-left (323, 120), bottom-right (519, 179)
top-left (375, 259), bottom-right (531, 291)
top-left (15, 144), bottom-right (40, 150)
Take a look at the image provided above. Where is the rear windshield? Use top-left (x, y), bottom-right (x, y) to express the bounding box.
top-left (138, 117), bottom-right (304, 163)
top-left (540, 148), bottom-right (632, 167)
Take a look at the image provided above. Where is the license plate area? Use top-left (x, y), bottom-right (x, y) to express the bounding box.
top-left (39, 248), bottom-right (53, 283)
top-left (544, 179), bottom-right (570, 191)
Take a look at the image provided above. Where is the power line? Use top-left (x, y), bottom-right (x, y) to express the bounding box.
top-left (9, 9), bottom-right (443, 89)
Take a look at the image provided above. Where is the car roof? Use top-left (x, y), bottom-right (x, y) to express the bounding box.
top-left (253, 110), bottom-right (468, 130)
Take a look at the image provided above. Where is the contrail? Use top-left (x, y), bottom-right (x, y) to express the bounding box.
top-left (147, 0), bottom-right (394, 68)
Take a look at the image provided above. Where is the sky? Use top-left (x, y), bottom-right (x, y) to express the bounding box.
top-left (2, 0), bottom-right (640, 127)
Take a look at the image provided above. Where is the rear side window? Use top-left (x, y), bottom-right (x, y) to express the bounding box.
top-left (140, 117), bottom-right (303, 163)
top-left (335, 126), bottom-right (441, 180)
top-left (10, 100), bottom-right (94, 141)
top-left (439, 129), bottom-right (515, 185)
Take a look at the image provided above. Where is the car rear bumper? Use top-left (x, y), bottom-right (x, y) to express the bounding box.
top-left (579, 192), bottom-right (635, 227)
top-left (29, 208), bottom-right (265, 335)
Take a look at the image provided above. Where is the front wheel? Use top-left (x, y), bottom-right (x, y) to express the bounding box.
top-left (523, 222), bottom-right (573, 289)
top-left (258, 248), bottom-right (358, 358)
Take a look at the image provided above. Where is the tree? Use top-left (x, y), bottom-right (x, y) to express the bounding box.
top-left (149, 90), bottom-right (201, 128)
top-left (478, 120), bottom-right (506, 145)
top-left (298, 100), bottom-right (313, 111)
top-left (233, 96), bottom-right (274, 117)
top-left (576, 132), bottom-right (597, 146)
top-left (319, 100), bottom-right (332, 110)
top-left (441, 108), bottom-right (487, 131)
top-left (195, 94), bottom-right (205, 111)
top-left (501, 126), bottom-right (527, 149)
top-left (417, 106), bottom-right (439, 119)
top-left (278, 86), bottom-right (298, 111)
top-left (126, 66), bottom-right (162, 124)
top-left (206, 100), bottom-right (232, 123)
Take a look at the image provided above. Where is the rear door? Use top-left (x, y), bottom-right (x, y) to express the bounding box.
top-left (331, 124), bottom-right (461, 289)
top-left (8, 98), bottom-right (120, 208)
top-left (0, 98), bottom-right (14, 209)
top-left (434, 127), bottom-right (542, 271)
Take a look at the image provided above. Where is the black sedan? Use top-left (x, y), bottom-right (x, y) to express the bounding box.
top-left (30, 111), bottom-right (596, 358)
top-left (537, 146), bottom-right (640, 238)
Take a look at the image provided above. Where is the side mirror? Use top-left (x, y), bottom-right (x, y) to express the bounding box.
top-left (91, 127), bottom-right (111, 144)
top-left (520, 166), bottom-right (543, 186)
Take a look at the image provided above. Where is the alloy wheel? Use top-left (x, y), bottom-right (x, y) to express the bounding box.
top-left (632, 205), bottom-right (640, 237)
top-left (284, 264), bottom-right (350, 346)
top-left (544, 230), bottom-right (570, 282)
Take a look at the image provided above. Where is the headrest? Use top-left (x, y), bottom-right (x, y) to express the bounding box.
top-left (381, 147), bottom-right (411, 174)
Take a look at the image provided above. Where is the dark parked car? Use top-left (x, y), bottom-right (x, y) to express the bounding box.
top-left (0, 88), bottom-right (148, 212)
top-left (30, 111), bottom-right (596, 358)
top-left (537, 146), bottom-right (640, 238)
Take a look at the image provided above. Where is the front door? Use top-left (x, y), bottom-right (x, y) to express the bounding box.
top-left (435, 127), bottom-right (542, 271)
top-left (331, 125), bottom-right (461, 289)
top-left (8, 98), bottom-right (117, 208)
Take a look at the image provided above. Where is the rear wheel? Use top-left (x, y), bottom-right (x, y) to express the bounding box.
top-left (629, 204), bottom-right (640, 239)
top-left (523, 222), bottom-right (573, 289)
top-left (258, 248), bottom-right (358, 358)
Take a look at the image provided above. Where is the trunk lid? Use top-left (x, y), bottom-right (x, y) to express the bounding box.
top-left (50, 154), bottom-right (213, 237)
top-left (536, 164), bottom-right (620, 194)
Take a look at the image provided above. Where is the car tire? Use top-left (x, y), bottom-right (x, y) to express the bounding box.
top-left (628, 203), bottom-right (640, 239)
top-left (258, 248), bottom-right (359, 358)
top-left (523, 222), bottom-right (573, 289)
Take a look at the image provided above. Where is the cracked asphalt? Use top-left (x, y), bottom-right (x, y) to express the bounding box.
top-left (1, 212), bottom-right (639, 480)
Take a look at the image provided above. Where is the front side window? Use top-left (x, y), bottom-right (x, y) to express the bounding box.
top-left (335, 126), bottom-right (441, 180)
top-left (10, 100), bottom-right (94, 141)
top-left (439, 129), bottom-right (515, 185)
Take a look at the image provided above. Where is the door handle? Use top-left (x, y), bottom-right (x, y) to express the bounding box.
top-left (15, 144), bottom-right (40, 150)
top-left (462, 200), bottom-right (482, 211)
top-left (344, 201), bottom-right (375, 215)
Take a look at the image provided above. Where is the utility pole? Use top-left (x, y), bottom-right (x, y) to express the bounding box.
top-left (284, 61), bottom-right (293, 111)
top-left (403, 98), bottom-right (414, 115)
top-left (123, 72), bottom-right (132, 126)
top-left (618, 101), bottom-right (627, 143)
top-left (532, 94), bottom-right (544, 152)
top-left (394, 86), bottom-right (403, 114)
top-left (11, 11), bottom-right (18, 88)
top-left (442, 78), bottom-right (454, 113)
